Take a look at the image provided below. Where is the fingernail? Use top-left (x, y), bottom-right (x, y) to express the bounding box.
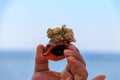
top-left (64, 50), bottom-right (72, 57)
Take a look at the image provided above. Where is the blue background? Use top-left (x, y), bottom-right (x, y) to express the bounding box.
top-left (0, 0), bottom-right (120, 80)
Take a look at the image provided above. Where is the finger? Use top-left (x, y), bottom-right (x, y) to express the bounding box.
top-left (69, 44), bottom-right (86, 66)
top-left (68, 44), bottom-right (79, 52)
top-left (34, 44), bottom-right (49, 73)
top-left (67, 56), bottom-right (88, 79)
top-left (74, 74), bottom-right (84, 80)
top-left (64, 49), bottom-right (86, 66)
top-left (61, 69), bottom-right (73, 80)
top-left (93, 75), bottom-right (105, 80)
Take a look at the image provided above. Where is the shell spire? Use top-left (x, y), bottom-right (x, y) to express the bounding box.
top-left (47, 24), bottom-right (76, 45)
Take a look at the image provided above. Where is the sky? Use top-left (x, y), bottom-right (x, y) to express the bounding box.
top-left (0, 0), bottom-right (120, 52)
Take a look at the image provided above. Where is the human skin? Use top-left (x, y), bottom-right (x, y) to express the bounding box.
top-left (32, 44), bottom-right (105, 80)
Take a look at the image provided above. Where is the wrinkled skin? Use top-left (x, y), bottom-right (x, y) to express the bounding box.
top-left (32, 44), bottom-right (105, 80)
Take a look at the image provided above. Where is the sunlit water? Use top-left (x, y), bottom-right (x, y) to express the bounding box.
top-left (0, 50), bottom-right (120, 80)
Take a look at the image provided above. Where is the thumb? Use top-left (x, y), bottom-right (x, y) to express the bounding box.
top-left (34, 44), bottom-right (49, 73)
top-left (93, 75), bottom-right (105, 80)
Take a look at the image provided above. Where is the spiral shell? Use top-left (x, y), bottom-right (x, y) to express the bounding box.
top-left (44, 24), bottom-right (76, 61)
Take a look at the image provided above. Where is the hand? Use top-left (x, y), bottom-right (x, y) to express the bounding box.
top-left (32, 44), bottom-right (105, 80)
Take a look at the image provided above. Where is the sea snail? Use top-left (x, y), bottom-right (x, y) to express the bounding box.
top-left (43, 24), bottom-right (76, 61)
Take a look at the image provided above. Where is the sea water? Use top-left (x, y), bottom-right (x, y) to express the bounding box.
top-left (0, 50), bottom-right (120, 80)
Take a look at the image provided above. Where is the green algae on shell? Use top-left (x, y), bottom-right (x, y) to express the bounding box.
top-left (47, 24), bottom-right (75, 45)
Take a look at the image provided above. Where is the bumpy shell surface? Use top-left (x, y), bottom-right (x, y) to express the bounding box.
top-left (47, 24), bottom-right (75, 45)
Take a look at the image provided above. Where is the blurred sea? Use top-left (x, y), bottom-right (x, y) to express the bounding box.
top-left (0, 50), bottom-right (120, 80)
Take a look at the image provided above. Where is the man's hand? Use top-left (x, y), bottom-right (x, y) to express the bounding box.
top-left (32, 44), bottom-right (105, 80)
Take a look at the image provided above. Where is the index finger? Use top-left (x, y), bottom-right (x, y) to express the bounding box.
top-left (64, 44), bottom-right (86, 66)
